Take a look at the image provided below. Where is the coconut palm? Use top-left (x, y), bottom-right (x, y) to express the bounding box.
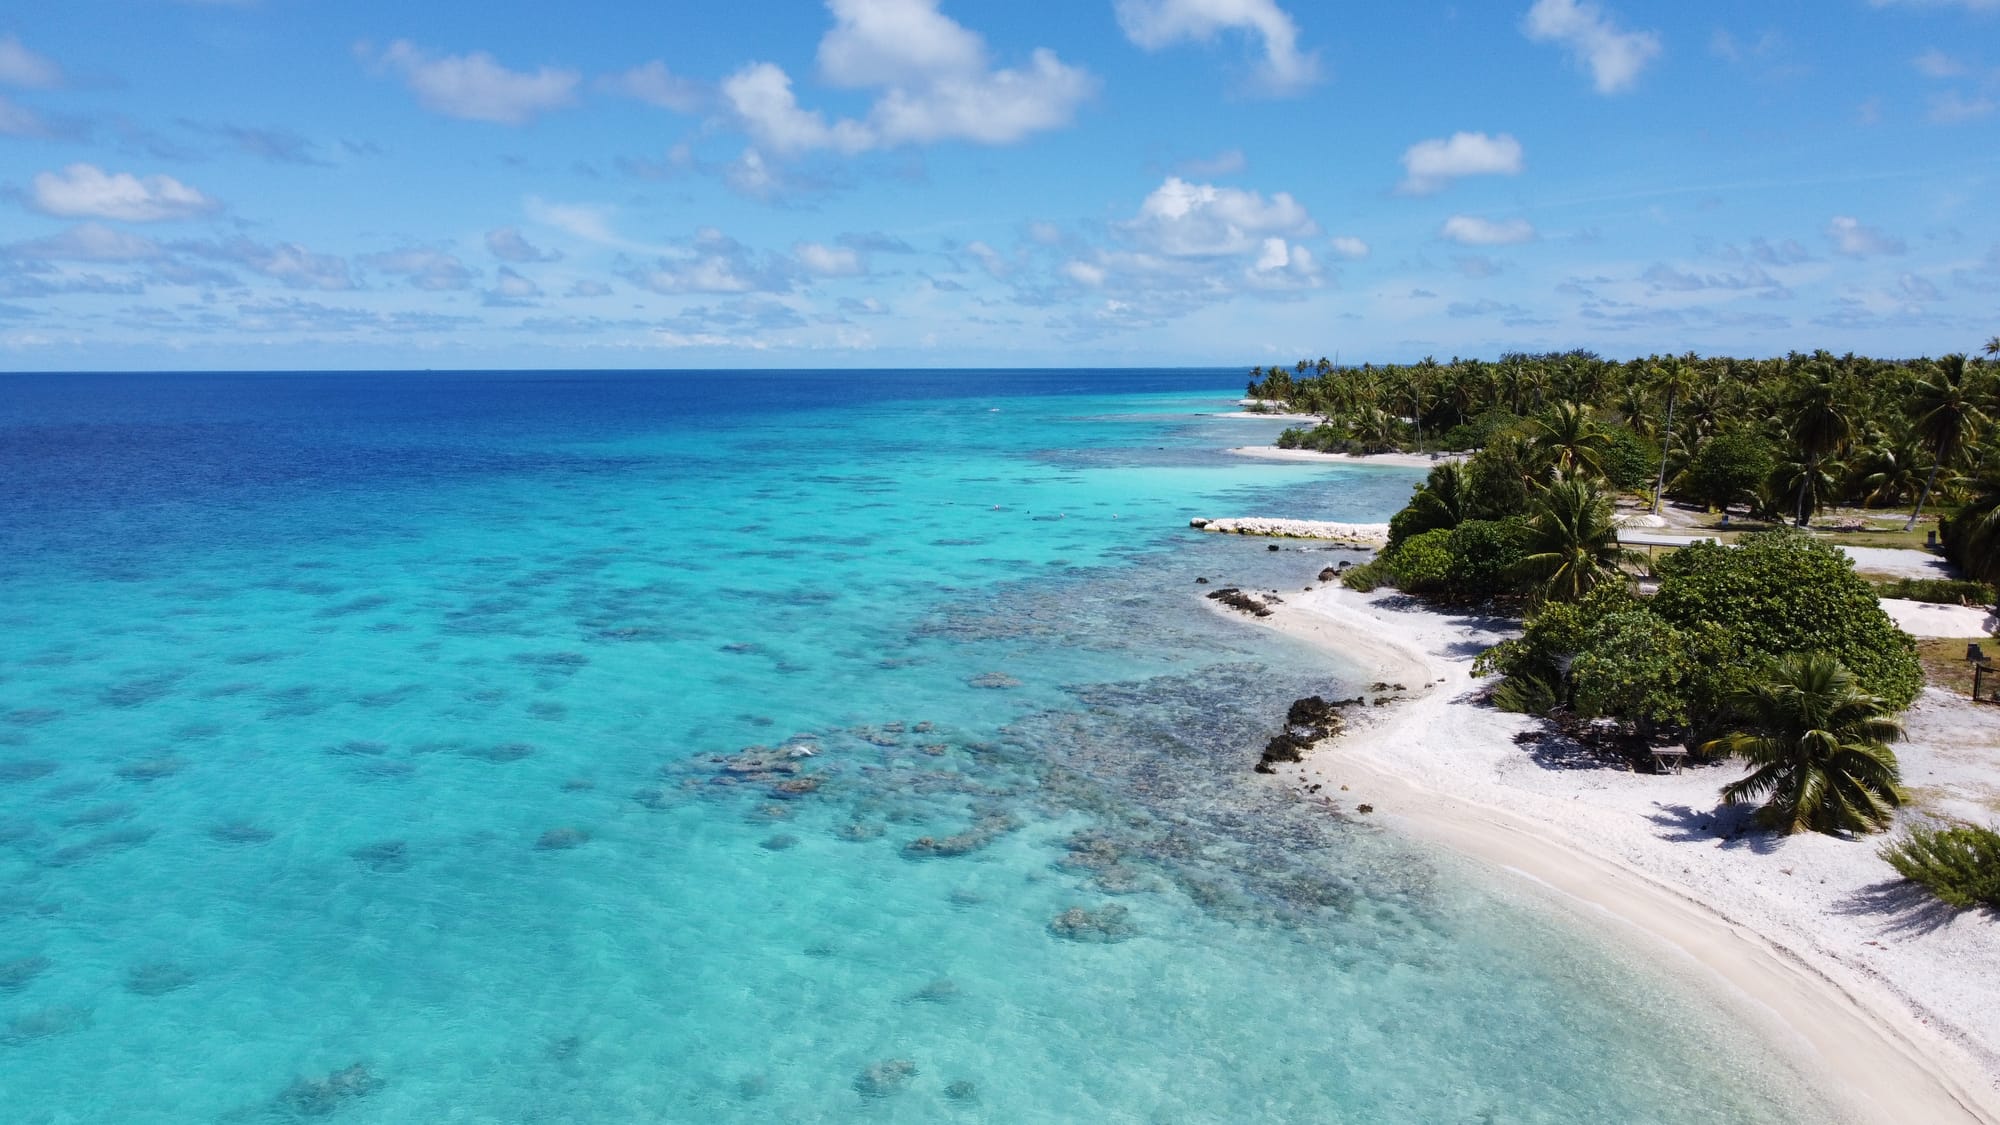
top-left (1648, 353), bottom-right (1699, 514)
top-left (1785, 364), bottom-right (1856, 526)
top-left (1905, 355), bottom-right (1988, 530)
top-left (1700, 654), bottom-right (1903, 836)
top-left (1985, 336), bottom-right (1998, 358)
top-left (1528, 401), bottom-right (1612, 479)
top-left (1515, 476), bottom-right (1638, 604)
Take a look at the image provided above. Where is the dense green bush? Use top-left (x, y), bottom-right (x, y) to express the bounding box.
top-left (1386, 462), bottom-right (1473, 551)
top-left (1275, 425), bottom-right (1344, 452)
top-left (1601, 427), bottom-right (1659, 491)
top-left (1442, 518), bottom-right (1529, 600)
top-left (1872, 577), bottom-right (1995, 605)
top-left (1677, 430), bottom-right (1775, 512)
top-left (1650, 530), bottom-right (1923, 709)
top-left (1880, 824), bottom-right (2000, 909)
top-left (1464, 442), bottom-right (1535, 520)
top-left (1387, 528), bottom-right (1454, 594)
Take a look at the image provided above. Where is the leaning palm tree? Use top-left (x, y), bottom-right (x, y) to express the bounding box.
top-left (1515, 476), bottom-right (1638, 604)
top-left (1905, 355), bottom-right (1988, 530)
top-left (1647, 353), bottom-right (1699, 514)
top-left (1985, 336), bottom-right (1998, 358)
top-left (1700, 654), bottom-right (1903, 836)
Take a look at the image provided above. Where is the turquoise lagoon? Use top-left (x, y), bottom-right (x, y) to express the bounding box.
top-left (0, 370), bottom-right (1836, 1123)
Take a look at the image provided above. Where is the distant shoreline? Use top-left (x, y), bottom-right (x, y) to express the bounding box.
top-left (1226, 445), bottom-right (1469, 469)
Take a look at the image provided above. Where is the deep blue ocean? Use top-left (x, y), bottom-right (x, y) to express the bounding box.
top-left (0, 370), bottom-right (1833, 1122)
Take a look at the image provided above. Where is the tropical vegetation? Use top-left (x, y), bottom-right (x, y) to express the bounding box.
top-left (1880, 823), bottom-right (2000, 910)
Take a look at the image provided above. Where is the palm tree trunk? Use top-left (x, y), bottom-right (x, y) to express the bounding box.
top-left (1905, 461), bottom-right (1942, 533)
top-left (1650, 391), bottom-right (1677, 515)
top-left (1795, 456), bottom-right (1812, 528)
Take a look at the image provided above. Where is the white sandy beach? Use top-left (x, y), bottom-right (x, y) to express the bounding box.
top-left (1232, 582), bottom-right (2000, 1125)
top-left (1228, 445), bottom-right (1470, 469)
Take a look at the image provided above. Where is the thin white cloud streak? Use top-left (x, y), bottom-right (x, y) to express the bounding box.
top-left (363, 40), bottom-right (579, 125)
top-left (1439, 215), bottom-right (1537, 245)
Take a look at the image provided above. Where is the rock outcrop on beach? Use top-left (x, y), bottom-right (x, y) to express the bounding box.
top-left (1204, 587), bottom-right (1278, 617)
top-left (1254, 695), bottom-right (1358, 774)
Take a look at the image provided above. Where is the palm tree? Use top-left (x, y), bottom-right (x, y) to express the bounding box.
top-left (1516, 477), bottom-right (1638, 603)
top-left (1648, 353), bottom-right (1699, 514)
top-left (1700, 654), bottom-right (1903, 836)
top-left (1905, 355), bottom-right (1988, 530)
top-left (1786, 364), bottom-right (1855, 526)
top-left (1528, 401), bottom-right (1612, 478)
top-left (1984, 336), bottom-right (1998, 358)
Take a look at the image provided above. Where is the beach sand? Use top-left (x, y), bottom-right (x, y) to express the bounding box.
top-left (1232, 582), bottom-right (2000, 1125)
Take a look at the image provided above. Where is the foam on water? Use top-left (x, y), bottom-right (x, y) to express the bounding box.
top-left (0, 371), bottom-right (1840, 1122)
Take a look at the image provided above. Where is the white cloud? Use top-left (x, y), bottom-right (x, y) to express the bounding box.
top-left (793, 241), bottom-right (865, 276)
top-left (28, 164), bottom-right (221, 222)
top-left (486, 226), bottom-right (562, 263)
top-left (1114, 0), bottom-right (1319, 94)
top-left (618, 229), bottom-right (795, 295)
top-left (964, 240), bottom-right (1012, 278)
top-left (1063, 260), bottom-right (1108, 286)
top-left (870, 49), bottom-right (1095, 145)
top-left (176, 236), bottom-right (354, 290)
top-left (722, 62), bottom-right (875, 155)
top-left (364, 248), bottom-right (474, 291)
top-left (1439, 214), bottom-right (1537, 246)
top-left (1912, 48), bottom-right (1966, 78)
top-left (1397, 132), bottom-right (1524, 195)
top-left (364, 40), bottom-right (579, 125)
top-left (484, 266), bottom-right (543, 307)
top-left (1328, 236), bottom-right (1369, 259)
top-left (1826, 216), bottom-right (1907, 257)
top-left (0, 35), bottom-right (62, 89)
top-left (1121, 176), bottom-right (1318, 257)
top-left (724, 1), bottom-right (1093, 154)
top-left (1522, 0), bottom-right (1661, 94)
top-left (818, 0), bottom-right (986, 87)
top-left (600, 60), bottom-right (704, 112)
top-left (1175, 148), bottom-right (1247, 176)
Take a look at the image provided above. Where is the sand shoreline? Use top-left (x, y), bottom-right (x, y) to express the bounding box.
top-left (1227, 445), bottom-right (1469, 469)
top-left (1231, 582), bottom-right (2000, 1125)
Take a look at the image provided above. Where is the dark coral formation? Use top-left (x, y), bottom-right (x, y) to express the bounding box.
top-left (273, 1062), bottom-right (383, 1117)
top-left (854, 1058), bottom-right (918, 1098)
top-left (1254, 695), bottom-right (1356, 774)
top-left (1204, 587), bottom-right (1275, 617)
top-left (1048, 903), bottom-right (1138, 943)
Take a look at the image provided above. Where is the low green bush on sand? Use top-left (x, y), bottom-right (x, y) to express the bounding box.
top-left (1872, 577), bottom-right (1995, 606)
top-left (1880, 824), bottom-right (2000, 910)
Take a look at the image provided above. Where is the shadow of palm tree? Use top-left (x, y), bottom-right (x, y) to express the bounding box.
top-left (1837, 879), bottom-right (1978, 936)
top-left (1644, 803), bottom-right (1781, 854)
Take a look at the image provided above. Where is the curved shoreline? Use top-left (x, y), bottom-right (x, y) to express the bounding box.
top-left (1238, 583), bottom-right (2000, 1125)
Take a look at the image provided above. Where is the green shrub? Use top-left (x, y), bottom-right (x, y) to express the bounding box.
top-left (1880, 824), bottom-right (2000, 909)
top-left (1678, 430), bottom-right (1776, 512)
top-left (1651, 529), bottom-right (1923, 710)
top-left (1872, 577), bottom-right (1995, 606)
top-left (1443, 518), bottom-right (1529, 599)
top-left (1387, 529), bottom-right (1453, 594)
top-left (1491, 674), bottom-right (1557, 714)
top-left (1339, 558), bottom-right (1392, 592)
top-left (1601, 427), bottom-right (1658, 491)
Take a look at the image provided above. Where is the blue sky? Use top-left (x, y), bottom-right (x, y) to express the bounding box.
top-left (1, 0), bottom-right (1997, 370)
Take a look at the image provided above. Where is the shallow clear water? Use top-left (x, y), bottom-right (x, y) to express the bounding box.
top-left (0, 370), bottom-right (1835, 1123)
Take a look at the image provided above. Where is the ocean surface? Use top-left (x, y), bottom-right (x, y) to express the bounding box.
top-left (0, 369), bottom-right (1837, 1123)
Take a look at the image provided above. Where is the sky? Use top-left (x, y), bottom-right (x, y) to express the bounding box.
top-left (1, 0), bottom-right (1997, 371)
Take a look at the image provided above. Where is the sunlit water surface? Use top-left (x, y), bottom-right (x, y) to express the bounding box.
top-left (0, 370), bottom-right (1838, 1123)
